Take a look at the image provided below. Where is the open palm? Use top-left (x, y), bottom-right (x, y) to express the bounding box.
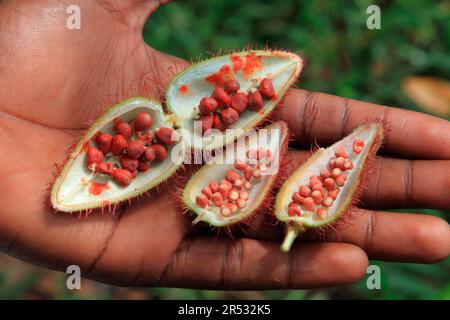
top-left (0, 0), bottom-right (449, 289)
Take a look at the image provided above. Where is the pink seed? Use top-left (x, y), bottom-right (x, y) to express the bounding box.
top-left (320, 168), bottom-right (331, 179)
top-left (196, 194), bottom-right (209, 208)
top-left (299, 185), bottom-right (311, 197)
top-left (218, 184), bottom-right (231, 199)
top-left (316, 208), bottom-right (328, 219)
top-left (288, 203), bottom-right (302, 217)
top-left (237, 199), bottom-right (247, 209)
top-left (220, 178), bottom-right (233, 188)
top-left (309, 176), bottom-right (321, 187)
top-left (311, 190), bottom-right (323, 205)
top-left (201, 186), bottom-right (213, 198)
top-left (239, 190), bottom-right (249, 200)
top-left (328, 188), bottom-right (340, 200)
top-left (211, 192), bottom-right (224, 207)
top-left (322, 197), bottom-right (334, 207)
top-left (220, 206), bottom-right (232, 217)
top-left (335, 175), bottom-right (346, 187)
top-left (244, 167), bottom-right (253, 180)
top-left (343, 159), bottom-right (353, 171)
top-left (229, 203), bottom-right (239, 213)
top-left (244, 181), bottom-right (252, 190)
top-left (252, 169), bottom-right (262, 180)
top-left (234, 160), bottom-right (248, 170)
top-left (323, 178), bottom-right (335, 191)
top-left (353, 139), bottom-right (365, 154)
top-left (209, 180), bottom-right (219, 193)
top-left (234, 179), bottom-right (243, 189)
top-left (329, 158), bottom-right (337, 169)
top-left (292, 192), bottom-right (304, 205)
top-left (311, 182), bottom-right (323, 191)
top-left (303, 197), bottom-right (315, 211)
top-left (228, 189), bottom-right (239, 201)
top-left (226, 169), bottom-right (241, 183)
top-left (332, 168), bottom-right (342, 178)
top-left (335, 146), bottom-right (348, 158)
top-left (335, 157), bottom-right (345, 169)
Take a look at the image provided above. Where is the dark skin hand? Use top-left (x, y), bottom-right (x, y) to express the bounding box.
top-left (0, 0), bottom-right (449, 289)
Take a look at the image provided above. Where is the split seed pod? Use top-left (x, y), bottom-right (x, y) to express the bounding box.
top-left (275, 123), bottom-right (384, 252)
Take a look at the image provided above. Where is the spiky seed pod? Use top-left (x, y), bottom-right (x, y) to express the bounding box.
top-left (275, 123), bottom-right (384, 252)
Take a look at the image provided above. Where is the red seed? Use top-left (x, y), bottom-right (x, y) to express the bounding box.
top-left (292, 192), bottom-right (304, 204)
top-left (112, 169), bottom-right (133, 187)
top-left (335, 146), bottom-right (348, 158)
top-left (234, 160), bottom-right (248, 170)
top-left (311, 190), bottom-right (323, 204)
top-left (116, 122), bottom-right (132, 140)
top-left (144, 147), bottom-right (156, 162)
top-left (230, 93), bottom-right (248, 113)
top-left (220, 206), bottom-right (232, 217)
top-left (96, 162), bottom-right (113, 175)
top-left (96, 133), bottom-right (112, 154)
top-left (223, 79), bottom-right (240, 93)
top-left (212, 88), bottom-right (231, 107)
top-left (199, 114), bottom-right (214, 133)
top-left (243, 181), bottom-right (252, 190)
top-left (316, 208), bottom-right (328, 219)
top-left (332, 168), bottom-right (342, 178)
top-left (288, 203), bottom-right (302, 217)
top-left (328, 188), bottom-right (340, 200)
top-left (353, 139), bottom-right (365, 154)
top-left (120, 156), bottom-right (139, 172)
top-left (218, 184), bottom-right (231, 199)
top-left (111, 135), bottom-right (128, 156)
top-left (335, 157), bottom-right (345, 169)
top-left (323, 178), bottom-right (335, 191)
top-left (134, 112), bottom-right (152, 131)
top-left (211, 192), bottom-right (224, 207)
top-left (302, 197), bottom-right (315, 211)
top-left (198, 97), bottom-right (218, 115)
top-left (220, 107), bottom-right (239, 126)
top-left (127, 140), bottom-right (145, 159)
top-left (226, 169), bottom-right (241, 183)
top-left (234, 179), bottom-right (243, 189)
top-left (228, 189), bottom-right (239, 201)
top-left (229, 203), bottom-right (238, 213)
top-left (202, 186), bottom-right (213, 198)
top-left (252, 168), bottom-right (262, 180)
top-left (209, 180), bottom-right (219, 193)
top-left (244, 167), bottom-right (253, 181)
top-left (248, 91), bottom-right (263, 111)
top-left (155, 127), bottom-right (177, 145)
top-left (196, 194), bottom-right (209, 208)
top-left (320, 168), bottom-right (331, 179)
top-left (86, 146), bottom-right (104, 167)
top-left (322, 197), bottom-right (334, 207)
top-left (148, 144), bottom-right (167, 161)
top-left (237, 199), bottom-right (247, 209)
top-left (329, 158), bottom-right (337, 169)
top-left (239, 190), bottom-right (249, 200)
top-left (138, 160), bottom-right (150, 172)
top-left (220, 178), bottom-right (233, 188)
top-left (335, 175), bottom-right (346, 187)
top-left (311, 181), bottom-right (323, 191)
top-left (212, 113), bottom-right (224, 131)
top-left (309, 175), bottom-right (321, 187)
top-left (343, 159), bottom-right (353, 171)
top-left (259, 78), bottom-right (275, 99)
top-left (113, 117), bottom-right (123, 129)
top-left (299, 185), bottom-right (311, 197)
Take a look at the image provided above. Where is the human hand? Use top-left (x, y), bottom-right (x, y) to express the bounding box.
top-left (0, 0), bottom-right (448, 289)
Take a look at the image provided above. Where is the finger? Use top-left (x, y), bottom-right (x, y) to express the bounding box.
top-left (158, 238), bottom-right (368, 290)
top-left (330, 210), bottom-right (450, 263)
top-left (276, 89), bottom-right (450, 159)
top-left (282, 150), bottom-right (450, 210)
top-left (243, 209), bottom-right (450, 264)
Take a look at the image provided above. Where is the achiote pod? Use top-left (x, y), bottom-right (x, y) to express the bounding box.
top-left (275, 123), bottom-right (384, 252)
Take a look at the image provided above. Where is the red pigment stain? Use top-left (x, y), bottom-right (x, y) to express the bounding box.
top-left (205, 65), bottom-right (234, 87)
top-left (231, 55), bottom-right (243, 73)
top-left (243, 53), bottom-right (263, 78)
top-left (89, 181), bottom-right (111, 196)
top-left (178, 84), bottom-right (191, 95)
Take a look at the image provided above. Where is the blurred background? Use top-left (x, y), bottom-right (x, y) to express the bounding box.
top-left (0, 0), bottom-right (449, 299)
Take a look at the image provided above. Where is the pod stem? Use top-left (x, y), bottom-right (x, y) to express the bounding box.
top-left (280, 223), bottom-right (305, 253)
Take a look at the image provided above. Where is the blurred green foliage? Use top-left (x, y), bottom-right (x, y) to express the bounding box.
top-left (0, 0), bottom-right (449, 300)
